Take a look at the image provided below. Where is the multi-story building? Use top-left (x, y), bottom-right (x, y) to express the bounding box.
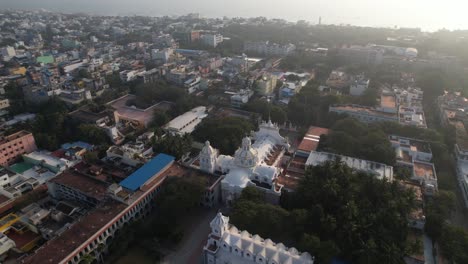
top-left (231, 90), bottom-right (254, 108)
top-left (337, 45), bottom-right (384, 65)
top-left (203, 213), bottom-right (314, 264)
top-left (255, 74), bottom-right (277, 96)
top-left (119, 70), bottom-right (142, 82)
top-left (151, 48), bottom-right (174, 63)
top-left (164, 106), bottom-right (208, 135)
top-left (349, 76), bottom-right (370, 96)
top-left (0, 46), bottom-right (16, 60)
top-left (390, 135), bottom-right (436, 195)
top-left (306, 151), bottom-right (394, 181)
top-left (244, 41), bottom-right (296, 56)
top-left (436, 92), bottom-right (468, 205)
top-left (0, 232), bottom-right (15, 261)
top-left (201, 34), bottom-right (224, 47)
top-left (325, 70), bottom-right (351, 90)
top-left (153, 34), bottom-right (178, 49)
top-left (21, 154), bottom-right (177, 264)
top-left (0, 131), bottom-right (37, 167)
top-left (390, 136), bottom-right (432, 165)
top-left (106, 142), bottom-right (153, 167)
top-left (329, 104), bottom-right (399, 124)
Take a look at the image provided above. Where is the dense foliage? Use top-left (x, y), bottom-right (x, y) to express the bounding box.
top-left (320, 118), bottom-right (396, 165)
top-left (230, 161), bottom-right (416, 263)
top-left (132, 81), bottom-right (206, 117)
top-left (243, 99), bottom-right (287, 124)
top-left (192, 117), bottom-right (255, 155)
top-left (153, 134), bottom-right (193, 160)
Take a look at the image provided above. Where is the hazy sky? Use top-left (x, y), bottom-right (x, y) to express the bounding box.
top-left (2, 0), bottom-right (468, 31)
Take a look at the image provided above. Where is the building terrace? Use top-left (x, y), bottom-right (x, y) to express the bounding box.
top-left (49, 169), bottom-right (110, 202)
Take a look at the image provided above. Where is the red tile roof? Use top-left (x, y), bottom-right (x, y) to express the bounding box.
top-left (297, 126), bottom-right (329, 153)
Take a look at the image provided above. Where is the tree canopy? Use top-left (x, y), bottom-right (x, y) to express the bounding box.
top-left (153, 134), bottom-right (193, 160)
top-left (230, 161), bottom-right (416, 263)
top-left (321, 118), bottom-right (396, 165)
top-left (192, 117), bottom-right (255, 155)
top-left (243, 99), bottom-right (287, 124)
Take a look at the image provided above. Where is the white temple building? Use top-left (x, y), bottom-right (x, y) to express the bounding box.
top-left (198, 120), bottom-right (290, 204)
top-left (203, 213), bottom-right (314, 264)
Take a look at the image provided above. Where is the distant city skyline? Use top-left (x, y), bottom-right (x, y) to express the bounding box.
top-left (2, 0), bottom-right (468, 32)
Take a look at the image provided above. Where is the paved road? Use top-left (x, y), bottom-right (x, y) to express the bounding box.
top-left (161, 209), bottom-right (218, 264)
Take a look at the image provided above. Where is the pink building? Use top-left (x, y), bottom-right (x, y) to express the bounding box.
top-left (0, 131), bottom-right (37, 166)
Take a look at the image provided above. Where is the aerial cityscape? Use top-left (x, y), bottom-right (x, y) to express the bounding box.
top-left (0, 3), bottom-right (467, 264)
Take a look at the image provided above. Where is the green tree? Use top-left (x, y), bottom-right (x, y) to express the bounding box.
top-left (77, 124), bottom-right (110, 145)
top-left (150, 111), bottom-right (170, 128)
top-left (425, 190), bottom-right (456, 241)
top-left (153, 134), bottom-right (193, 160)
top-left (192, 117), bottom-right (255, 155)
top-left (324, 118), bottom-right (396, 165)
top-left (239, 186), bottom-right (264, 203)
top-left (440, 224), bottom-right (468, 263)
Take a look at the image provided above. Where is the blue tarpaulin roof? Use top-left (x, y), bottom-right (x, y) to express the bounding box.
top-left (119, 153), bottom-right (175, 191)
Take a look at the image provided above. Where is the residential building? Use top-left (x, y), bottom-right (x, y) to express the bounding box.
top-left (0, 47), bottom-right (16, 60)
top-left (338, 45), bottom-right (384, 65)
top-left (390, 135), bottom-right (436, 195)
top-left (244, 41), bottom-right (296, 56)
top-left (349, 76), bottom-right (370, 96)
top-left (164, 106), bottom-right (208, 135)
top-left (153, 34), bottom-right (177, 49)
top-left (175, 49), bottom-right (208, 59)
top-left (255, 74), bottom-right (277, 96)
top-left (22, 151), bottom-right (72, 174)
top-left (326, 70), bottom-right (351, 90)
top-left (184, 76), bottom-right (201, 94)
top-left (151, 48), bottom-right (174, 63)
top-left (390, 136), bottom-right (432, 165)
top-left (106, 142), bottom-right (153, 167)
top-left (0, 131), bottom-right (37, 167)
top-left (166, 67), bottom-right (188, 86)
top-left (119, 70), bottom-right (139, 82)
top-left (0, 167), bottom-right (41, 199)
top-left (231, 90), bottom-right (254, 108)
top-left (398, 106), bottom-right (427, 128)
top-left (280, 82), bottom-right (303, 99)
top-left (0, 232), bottom-right (15, 261)
top-left (203, 213), bottom-right (314, 264)
top-left (201, 34), bottom-right (224, 47)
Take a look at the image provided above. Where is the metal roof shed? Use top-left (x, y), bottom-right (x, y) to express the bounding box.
top-left (119, 153), bottom-right (175, 191)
